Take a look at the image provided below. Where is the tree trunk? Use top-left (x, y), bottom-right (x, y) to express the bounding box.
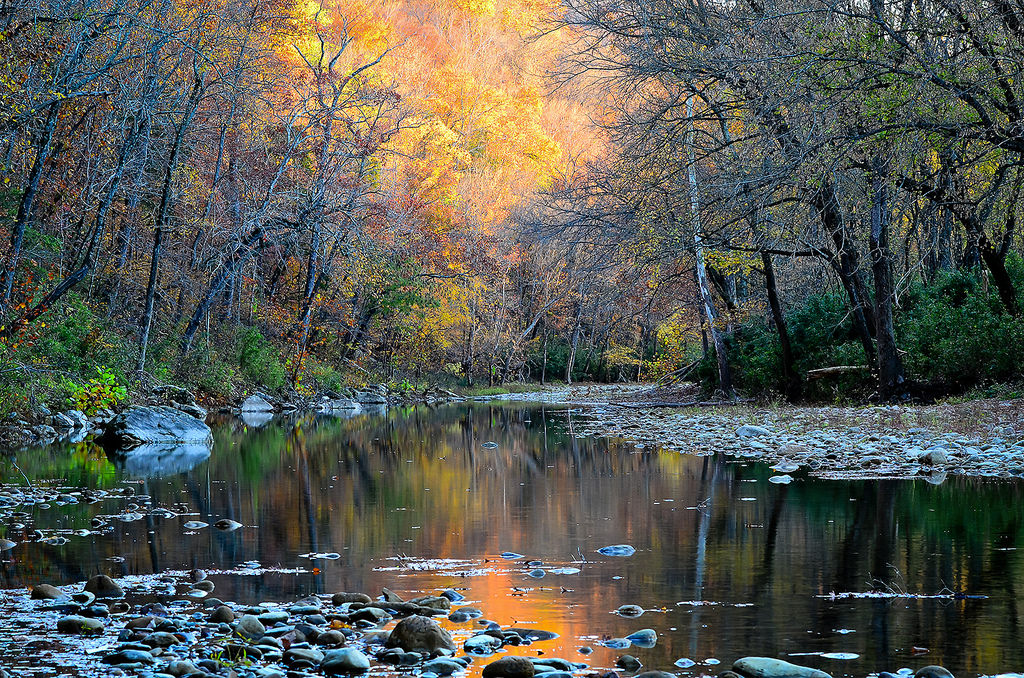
top-left (686, 95), bottom-right (733, 397)
top-left (135, 226), bottom-right (163, 373)
top-left (761, 251), bottom-right (800, 400)
top-left (1, 105), bottom-right (59, 309)
top-left (869, 161), bottom-right (906, 400)
top-left (814, 182), bottom-right (877, 367)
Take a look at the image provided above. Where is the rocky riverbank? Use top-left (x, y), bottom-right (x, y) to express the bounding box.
top-left (0, 383), bottom-right (467, 451)
top-left (0, 570), bottom-right (962, 678)
top-left (493, 385), bottom-right (1024, 480)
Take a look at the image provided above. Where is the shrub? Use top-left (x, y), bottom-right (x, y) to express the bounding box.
top-left (236, 327), bottom-right (286, 390)
top-left (69, 366), bottom-right (128, 414)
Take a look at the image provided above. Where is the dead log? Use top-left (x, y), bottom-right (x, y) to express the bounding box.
top-left (806, 365), bottom-right (870, 380)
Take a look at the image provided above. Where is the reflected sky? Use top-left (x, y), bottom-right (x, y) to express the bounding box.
top-left (2, 403), bottom-right (1024, 677)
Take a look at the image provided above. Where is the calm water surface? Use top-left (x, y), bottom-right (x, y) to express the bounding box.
top-left (2, 403), bottom-right (1023, 677)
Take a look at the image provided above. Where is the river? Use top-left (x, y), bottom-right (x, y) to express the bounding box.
top-left (1, 402), bottom-right (1022, 677)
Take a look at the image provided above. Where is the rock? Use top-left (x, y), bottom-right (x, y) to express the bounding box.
top-left (31, 584), bottom-right (67, 600)
top-left (409, 595), bottom-right (451, 611)
top-left (381, 587), bottom-right (404, 602)
top-left (240, 395), bottom-right (275, 412)
top-left (616, 656), bottom-right (643, 671)
top-left (235, 614), bottom-right (266, 640)
top-left (918, 448), bottom-right (948, 466)
top-left (482, 657), bottom-right (535, 678)
top-left (84, 574), bottom-right (125, 599)
top-left (464, 634), bottom-right (503, 654)
top-left (737, 425), bottom-right (772, 438)
top-left (143, 631), bottom-right (181, 648)
top-left (103, 406), bottom-right (213, 448)
top-left (175, 403), bottom-right (208, 420)
top-left (51, 412), bottom-right (76, 430)
top-left (625, 628), bottom-right (657, 648)
top-left (164, 660), bottom-right (200, 677)
top-left (323, 648), bottom-right (371, 674)
top-left (423, 659), bottom-right (465, 676)
top-left (634, 673), bottom-right (675, 678)
top-left (57, 615), bottom-right (105, 634)
top-left (214, 518), bottom-right (243, 531)
top-left (0, 539), bottom-right (15, 551)
top-left (597, 544), bottom-right (636, 557)
top-left (615, 604), bottom-right (644, 617)
top-left (505, 628), bottom-right (558, 641)
top-left (317, 630), bottom-right (348, 646)
top-left (385, 615), bottom-right (456, 653)
top-left (333, 592), bottom-right (373, 605)
top-left (102, 649), bottom-right (155, 665)
top-left (285, 648), bottom-right (325, 665)
top-left (733, 657), bottom-right (832, 678)
top-left (914, 668), bottom-right (954, 678)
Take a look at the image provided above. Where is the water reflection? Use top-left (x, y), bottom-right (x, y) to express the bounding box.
top-left (1, 403), bottom-right (1023, 677)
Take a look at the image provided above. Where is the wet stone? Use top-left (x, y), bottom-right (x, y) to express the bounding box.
top-left (482, 657), bottom-right (535, 678)
top-left (56, 615), bottom-right (105, 635)
top-left (84, 574), bottom-right (125, 599)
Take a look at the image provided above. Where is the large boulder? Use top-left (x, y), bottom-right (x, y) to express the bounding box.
top-left (103, 406), bottom-right (213, 448)
top-left (385, 615), bottom-right (455, 653)
top-left (240, 394), bottom-right (275, 412)
top-left (733, 657), bottom-right (832, 678)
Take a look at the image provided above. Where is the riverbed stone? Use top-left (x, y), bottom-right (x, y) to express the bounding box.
top-left (616, 655), bottom-right (642, 671)
top-left (733, 657), bottom-right (832, 678)
top-left (235, 614), bottom-right (266, 640)
top-left (323, 648), bottom-right (371, 674)
top-left (737, 425), bottom-right (772, 438)
top-left (84, 574), bottom-right (125, 599)
top-left (385, 615), bottom-right (456, 652)
top-left (482, 656), bottom-right (535, 678)
top-left (163, 660), bottom-right (200, 677)
top-left (333, 592), bottom-right (373, 605)
top-left (410, 595), bottom-right (451, 611)
top-left (634, 672), bottom-right (675, 678)
top-left (423, 658), bottom-right (465, 675)
top-left (914, 667), bottom-right (954, 678)
top-left (31, 584), bottom-right (67, 600)
top-left (102, 649), bottom-right (155, 665)
top-left (625, 628), bottom-right (656, 647)
top-left (57, 615), bottom-right (105, 634)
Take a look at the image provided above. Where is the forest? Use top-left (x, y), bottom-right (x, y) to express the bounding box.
top-left (2, 0), bottom-right (1024, 410)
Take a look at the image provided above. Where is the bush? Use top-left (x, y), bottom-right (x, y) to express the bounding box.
top-left (900, 268), bottom-right (1024, 387)
top-left (69, 366), bottom-right (128, 414)
top-left (236, 327), bottom-right (286, 390)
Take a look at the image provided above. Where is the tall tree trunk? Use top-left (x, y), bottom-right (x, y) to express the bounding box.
top-left (138, 73), bottom-right (203, 373)
top-left (761, 252), bottom-right (800, 400)
top-left (686, 95), bottom-right (733, 397)
top-left (1, 105), bottom-right (59, 309)
top-left (135, 226), bottom-right (163, 373)
top-left (814, 183), bottom-right (877, 367)
top-left (869, 160), bottom-right (906, 400)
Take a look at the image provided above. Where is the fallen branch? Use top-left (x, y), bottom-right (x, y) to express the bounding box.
top-left (807, 365), bottom-right (870, 380)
